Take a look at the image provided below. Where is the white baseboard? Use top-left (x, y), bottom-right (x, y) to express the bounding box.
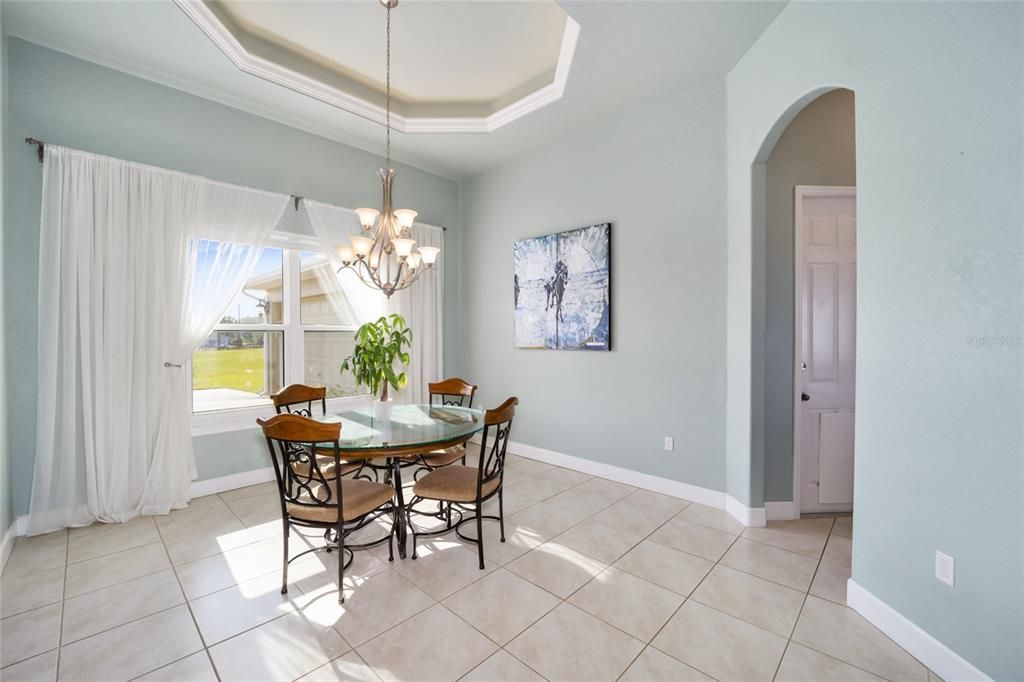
top-left (726, 496), bottom-right (766, 527)
top-left (765, 500), bottom-right (798, 520)
top-left (190, 467), bottom-right (276, 498)
top-left (847, 579), bottom-right (991, 682)
top-left (0, 521), bottom-right (17, 573)
top-left (2, 470), bottom-right (277, 540)
top-left (503, 439), bottom-right (766, 527)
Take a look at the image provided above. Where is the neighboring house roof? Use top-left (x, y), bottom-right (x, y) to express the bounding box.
top-left (243, 253), bottom-right (331, 291)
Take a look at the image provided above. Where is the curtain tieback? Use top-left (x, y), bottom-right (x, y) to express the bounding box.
top-left (163, 361), bottom-right (185, 368)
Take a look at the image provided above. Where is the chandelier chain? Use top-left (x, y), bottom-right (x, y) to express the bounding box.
top-left (385, 3), bottom-right (391, 168)
top-left (334, 0), bottom-right (436, 298)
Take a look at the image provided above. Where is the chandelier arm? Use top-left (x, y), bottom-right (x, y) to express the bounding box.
top-left (392, 257), bottom-right (406, 290)
top-left (344, 261), bottom-right (380, 291)
top-left (391, 264), bottom-right (431, 294)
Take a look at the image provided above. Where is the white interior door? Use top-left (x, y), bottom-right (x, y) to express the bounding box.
top-left (796, 187), bottom-right (856, 514)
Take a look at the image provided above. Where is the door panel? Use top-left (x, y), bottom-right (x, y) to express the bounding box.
top-left (809, 263), bottom-right (838, 383)
top-left (797, 189), bottom-right (856, 514)
top-left (818, 412), bottom-right (855, 504)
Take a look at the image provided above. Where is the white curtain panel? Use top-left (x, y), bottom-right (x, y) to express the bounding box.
top-left (303, 199), bottom-right (442, 404)
top-left (392, 223), bottom-right (444, 405)
top-left (303, 199), bottom-right (388, 323)
top-left (29, 146), bottom-right (288, 533)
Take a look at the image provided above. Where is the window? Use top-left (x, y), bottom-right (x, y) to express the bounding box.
top-left (191, 240), bottom-right (368, 413)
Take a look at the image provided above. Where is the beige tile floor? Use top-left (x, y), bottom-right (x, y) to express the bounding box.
top-left (0, 453), bottom-right (940, 682)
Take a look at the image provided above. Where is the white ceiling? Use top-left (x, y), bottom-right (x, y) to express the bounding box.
top-left (2, 1), bottom-right (786, 179)
top-left (216, 0), bottom-right (568, 105)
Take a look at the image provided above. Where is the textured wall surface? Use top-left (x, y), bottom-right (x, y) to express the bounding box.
top-left (727, 3), bottom-right (1023, 677)
top-left (459, 79), bottom-right (729, 493)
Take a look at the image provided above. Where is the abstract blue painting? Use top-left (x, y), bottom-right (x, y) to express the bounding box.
top-left (514, 223), bottom-right (611, 350)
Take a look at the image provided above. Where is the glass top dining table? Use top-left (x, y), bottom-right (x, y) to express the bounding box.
top-left (319, 403), bottom-right (485, 457)
top-left (317, 403), bottom-right (485, 560)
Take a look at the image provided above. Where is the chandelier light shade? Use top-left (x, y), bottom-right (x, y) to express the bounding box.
top-left (336, 0), bottom-right (439, 298)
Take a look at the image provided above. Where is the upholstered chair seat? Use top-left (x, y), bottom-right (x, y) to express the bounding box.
top-left (286, 478), bottom-right (394, 523)
top-left (419, 444), bottom-right (466, 468)
top-left (413, 464), bottom-right (500, 503)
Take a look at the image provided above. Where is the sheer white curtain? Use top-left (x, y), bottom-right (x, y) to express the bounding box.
top-left (304, 199), bottom-right (388, 324)
top-left (29, 146), bottom-right (288, 533)
top-left (303, 199), bottom-right (442, 404)
top-left (392, 223), bottom-right (444, 404)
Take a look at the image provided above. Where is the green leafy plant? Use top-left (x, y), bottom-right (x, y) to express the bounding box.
top-left (340, 314), bottom-right (413, 401)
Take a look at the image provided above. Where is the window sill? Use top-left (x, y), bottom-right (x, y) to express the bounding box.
top-left (190, 394), bottom-right (374, 437)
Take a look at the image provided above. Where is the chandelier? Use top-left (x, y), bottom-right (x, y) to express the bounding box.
top-left (334, 0), bottom-right (439, 299)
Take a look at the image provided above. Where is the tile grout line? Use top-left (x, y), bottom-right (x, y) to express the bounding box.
top-left (767, 520), bottom-right (902, 682)
top-left (155, 505), bottom-right (223, 682)
top-left (54, 529), bottom-right (70, 682)
top-left (615, 523), bottom-right (747, 682)
top-left (439, 473), bottom-right (741, 680)
top-left (453, 483), bottom-right (720, 681)
top-left (366, 466), bottom-right (632, 681)
top-left (769, 516), bottom-right (835, 682)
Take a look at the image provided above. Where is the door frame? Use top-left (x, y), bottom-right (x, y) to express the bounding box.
top-left (792, 185), bottom-right (857, 516)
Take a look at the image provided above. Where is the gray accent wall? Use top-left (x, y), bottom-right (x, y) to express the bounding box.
top-left (459, 79), bottom-right (728, 493)
top-left (763, 89), bottom-right (856, 502)
top-left (2, 38), bottom-right (460, 517)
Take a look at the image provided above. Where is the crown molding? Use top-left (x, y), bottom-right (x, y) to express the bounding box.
top-left (174, 0), bottom-right (579, 134)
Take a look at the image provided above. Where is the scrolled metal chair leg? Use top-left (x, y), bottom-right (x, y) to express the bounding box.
top-left (407, 502), bottom-right (418, 560)
top-left (499, 490), bottom-right (506, 543)
top-left (337, 518), bottom-right (346, 604)
top-left (280, 520), bottom-right (290, 595)
top-left (476, 510), bottom-right (485, 570)
top-left (388, 509), bottom-right (396, 562)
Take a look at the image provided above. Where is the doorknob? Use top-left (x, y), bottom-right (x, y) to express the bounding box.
top-left (801, 392), bottom-right (811, 402)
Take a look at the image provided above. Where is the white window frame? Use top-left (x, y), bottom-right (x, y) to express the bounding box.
top-left (190, 230), bottom-right (372, 436)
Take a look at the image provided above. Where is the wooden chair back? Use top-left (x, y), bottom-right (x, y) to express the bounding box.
top-left (271, 384), bottom-right (327, 417)
top-left (257, 413), bottom-right (341, 516)
top-left (428, 378), bottom-right (478, 408)
top-left (476, 397), bottom-right (518, 495)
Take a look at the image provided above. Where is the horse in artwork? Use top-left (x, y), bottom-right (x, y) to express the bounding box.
top-left (544, 260), bottom-right (569, 322)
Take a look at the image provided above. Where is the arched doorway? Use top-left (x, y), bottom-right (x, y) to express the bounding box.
top-left (749, 87), bottom-right (857, 518)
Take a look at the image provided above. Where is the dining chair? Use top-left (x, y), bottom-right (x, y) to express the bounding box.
top-left (257, 413), bottom-right (396, 603)
top-left (411, 378), bottom-right (479, 477)
top-left (271, 384), bottom-right (367, 480)
top-left (406, 397), bottom-right (518, 570)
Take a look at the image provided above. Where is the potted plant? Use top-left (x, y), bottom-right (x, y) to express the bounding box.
top-left (340, 313), bottom-right (413, 420)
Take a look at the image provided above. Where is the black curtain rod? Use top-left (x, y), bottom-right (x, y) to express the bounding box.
top-left (25, 137), bottom-right (45, 162)
top-left (23, 137), bottom-right (446, 229)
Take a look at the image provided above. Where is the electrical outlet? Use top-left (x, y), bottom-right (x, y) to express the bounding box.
top-left (935, 551), bottom-right (955, 586)
top-left (664, 437), bottom-right (674, 451)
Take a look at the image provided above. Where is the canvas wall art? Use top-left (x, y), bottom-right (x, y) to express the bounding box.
top-left (514, 223), bottom-right (611, 350)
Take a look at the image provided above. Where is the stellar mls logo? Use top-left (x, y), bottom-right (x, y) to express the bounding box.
top-left (966, 335), bottom-right (1023, 349)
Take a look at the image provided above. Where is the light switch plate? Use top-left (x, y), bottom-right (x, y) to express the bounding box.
top-left (935, 551), bottom-right (955, 586)
top-left (664, 437), bottom-right (674, 451)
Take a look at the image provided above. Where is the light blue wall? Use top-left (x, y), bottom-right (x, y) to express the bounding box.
top-left (3, 38), bottom-right (460, 516)
top-left (763, 89), bottom-right (856, 502)
top-left (727, 3), bottom-right (1023, 678)
top-left (0, 20), bottom-right (10, 537)
top-left (459, 79), bottom-right (728, 493)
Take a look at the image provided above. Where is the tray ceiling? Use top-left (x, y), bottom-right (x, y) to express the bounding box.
top-left (1, 1), bottom-right (787, 178)
top-left (179, 0), bottom-right (580, 132)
